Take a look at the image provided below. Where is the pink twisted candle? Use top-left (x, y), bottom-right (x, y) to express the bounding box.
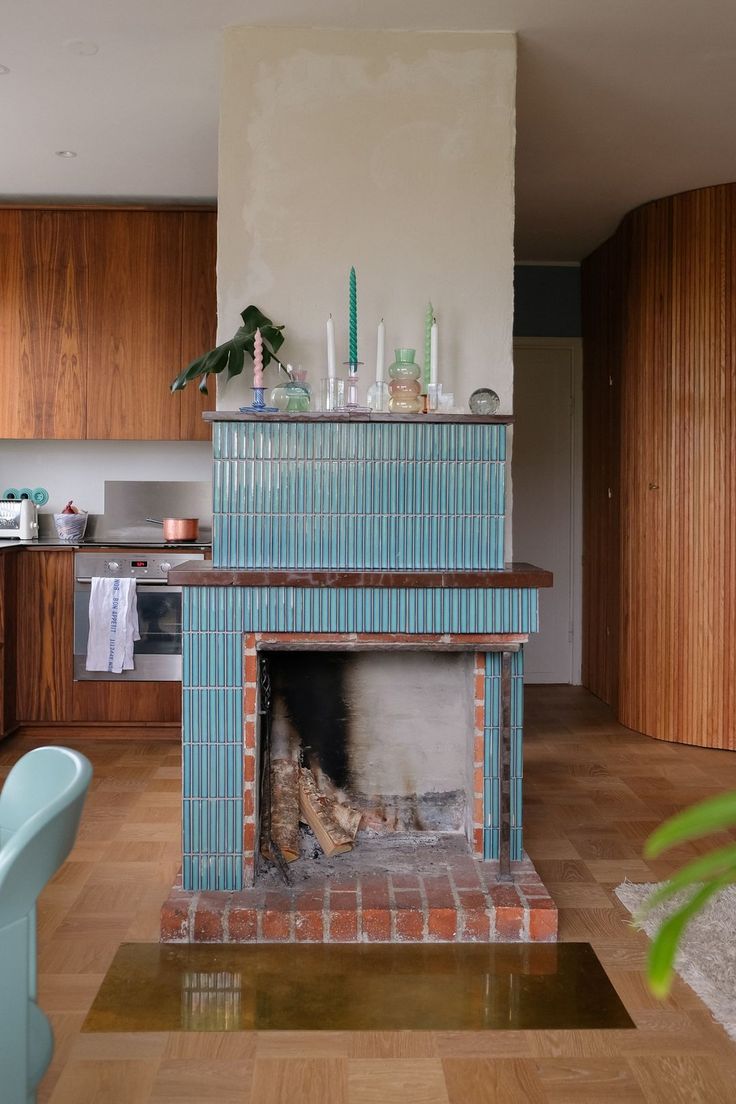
top-left (253, 327), bottom-right (264, 388)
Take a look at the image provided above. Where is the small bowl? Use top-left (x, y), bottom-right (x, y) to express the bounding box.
top-left (54, 511), bottom-right (88, 543)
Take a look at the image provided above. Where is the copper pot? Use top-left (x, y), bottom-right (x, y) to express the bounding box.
top-left (146, 517), bottom-right (199, 541)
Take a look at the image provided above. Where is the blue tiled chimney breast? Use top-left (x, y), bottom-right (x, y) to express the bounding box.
top-left (212, 420), bottom-right (507, 570)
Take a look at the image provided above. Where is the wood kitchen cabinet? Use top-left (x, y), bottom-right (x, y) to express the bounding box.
top-left (14, 548), bottom-right (74, 721)
top-left (0, 551), bottom-right (17, 736)
top-left (14, 550), bottom-right (181, 725)
top-left (0, 209), bottom-right (88, 439)
top-left (179, 210), bottom-right (218, 442)
top-left (0, 206), bottom-right (216, 441)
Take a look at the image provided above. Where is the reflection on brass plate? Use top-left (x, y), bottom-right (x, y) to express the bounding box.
top-left (83, 942), bottom-right (633, 1033)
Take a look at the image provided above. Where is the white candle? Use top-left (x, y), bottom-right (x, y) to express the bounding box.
top-left (376, 318), bottom-right (385, 382)
top-left (430, 318), bottom-right (438, 386)
top-left (326, 314), bottom-right (336, 379)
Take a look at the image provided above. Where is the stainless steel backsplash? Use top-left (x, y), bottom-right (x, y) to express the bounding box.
top-left (98, 480), bottom-right (212, 541)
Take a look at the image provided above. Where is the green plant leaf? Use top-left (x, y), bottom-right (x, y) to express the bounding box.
top-left (647, 875), bottom-right (731, 997)
top-left (225, 341), bottom-right (245, 384)
top-left (170, 342), bottom-right (230, 392)
top-left (170, 304), bottom-right (289, 392)
top-left (636, 844), bottom-right (736, 915)
top-left (645, 791), bottom-right (736, 857)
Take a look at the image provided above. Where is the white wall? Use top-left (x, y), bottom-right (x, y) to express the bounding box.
top-left (217, 27), bottom-right (517, 412)
top-left (0, 440), bottom-right (211, 514)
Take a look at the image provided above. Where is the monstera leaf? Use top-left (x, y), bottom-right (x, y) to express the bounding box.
top-left (171, 305), bottom-right (290, 394)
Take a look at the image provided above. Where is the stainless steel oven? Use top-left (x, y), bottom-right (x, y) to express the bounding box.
top-left (73, 551), bottom-right (204, 681)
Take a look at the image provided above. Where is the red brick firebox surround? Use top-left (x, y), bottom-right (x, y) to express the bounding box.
top-left (161, 631), bottom-right (558, 945)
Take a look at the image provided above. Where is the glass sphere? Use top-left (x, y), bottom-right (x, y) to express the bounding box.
top-left (468, 387), bottom-right (500, 415)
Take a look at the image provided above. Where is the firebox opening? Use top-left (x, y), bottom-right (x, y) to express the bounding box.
top-left (257, 650), bottom-right (475, 875)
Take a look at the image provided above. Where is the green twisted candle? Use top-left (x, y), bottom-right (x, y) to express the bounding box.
top-left (349, 266), bottom-right (358, 366)
top-left (424, 301), bottom-right (433, 392)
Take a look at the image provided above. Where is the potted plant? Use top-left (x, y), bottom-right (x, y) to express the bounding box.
top-left (170, 305), bottom-right (292, 394)
top-left (641, 791), bottom-right (736, 995)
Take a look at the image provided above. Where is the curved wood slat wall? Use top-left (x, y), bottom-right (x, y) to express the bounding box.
top-left (582, 184), bottom-right (736, 749)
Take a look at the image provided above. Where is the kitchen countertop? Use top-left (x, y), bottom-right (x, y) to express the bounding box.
top-left (0, 538), bottom-right (212, 551)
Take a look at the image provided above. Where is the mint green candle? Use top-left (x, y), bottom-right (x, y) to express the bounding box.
top-left (349, 266), bottom-right (358, 366)
top-left (424, 301), bottom-right (433, 392)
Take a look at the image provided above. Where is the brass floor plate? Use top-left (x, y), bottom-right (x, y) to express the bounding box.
top-left (83, 942), bottom-right (634, 1032)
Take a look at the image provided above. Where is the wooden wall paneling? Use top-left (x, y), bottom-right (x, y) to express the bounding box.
top-left (15, 550), bottom-right (74, 722)
top-left (179, 211), bottom-right (217, 440)
top-left (581, 227), bottom-right (624, 707)
top-left (85, 210), bottom-right (184, 440)
top-left (584, 183), bottom-right (736, 749)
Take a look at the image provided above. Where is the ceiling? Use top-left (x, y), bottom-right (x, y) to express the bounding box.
top-left (2, 1), bottom-right (736, 260)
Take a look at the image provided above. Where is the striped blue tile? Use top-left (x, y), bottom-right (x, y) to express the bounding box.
top-left (212, 421), bottom-right (507, 570)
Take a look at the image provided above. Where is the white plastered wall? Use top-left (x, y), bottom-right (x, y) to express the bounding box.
top-left (216, 26), bottom-right (517, 414)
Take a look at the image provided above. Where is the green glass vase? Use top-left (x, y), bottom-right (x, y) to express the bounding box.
top-left (388, 348), bottom-right (423, 414)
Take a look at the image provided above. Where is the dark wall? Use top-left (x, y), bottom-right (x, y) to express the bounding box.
top-left (513, 265), bottom-right (581, 337)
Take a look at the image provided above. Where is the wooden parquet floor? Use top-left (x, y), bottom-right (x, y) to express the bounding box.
top-left (3, 686), bottom-right (736, 1103)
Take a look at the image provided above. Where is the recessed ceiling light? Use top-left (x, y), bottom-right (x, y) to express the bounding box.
top-left (55, 150), bottom-right (78, 158)
top-left (65, 40), bottom-right (99, 56)
top-left (0, 65), bottom-right (10, 75)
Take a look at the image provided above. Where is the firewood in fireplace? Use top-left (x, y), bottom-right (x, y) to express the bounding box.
top-left (298, 766), bottom-right (355, 857)
top-left (264, 757), bottom-right (300, 863)
top-left (330, 799), bottom-right (362, 841)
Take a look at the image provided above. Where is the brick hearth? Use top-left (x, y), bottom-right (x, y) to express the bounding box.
top-left (161, 844), bottom-right (557, 945)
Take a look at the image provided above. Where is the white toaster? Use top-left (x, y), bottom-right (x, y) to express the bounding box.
top-left (0, 498), bottom-right (39, 540)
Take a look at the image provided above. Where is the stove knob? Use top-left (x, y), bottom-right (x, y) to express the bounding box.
top-left (106, 560), bottom-right (120, 572)
top-left (159, 561), bottom-right (172, 574)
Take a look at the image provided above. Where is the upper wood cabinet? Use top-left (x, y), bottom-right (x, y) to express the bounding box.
top-left (0, 209), bottom-right (88, 438)
top-left (179, 211), bottom-right (218, 442)
top-left (0, 206), bottom-right (216, 441)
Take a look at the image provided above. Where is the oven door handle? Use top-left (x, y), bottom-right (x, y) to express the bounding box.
top-left (75, 578), bottom-right (176, 587)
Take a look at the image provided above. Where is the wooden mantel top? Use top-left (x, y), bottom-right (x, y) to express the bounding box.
top-left (167, 562), bottom-right (553, 589)
top-left (204, 411), bottom-right (513, 425)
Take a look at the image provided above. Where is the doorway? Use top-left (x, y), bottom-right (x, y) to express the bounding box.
top-left (512, 339), bottom-right (582, 684)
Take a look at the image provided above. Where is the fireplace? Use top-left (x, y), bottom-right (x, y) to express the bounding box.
top-left (161, 413), bottom-right (556, 943)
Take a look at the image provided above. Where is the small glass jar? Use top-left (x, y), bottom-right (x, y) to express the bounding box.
top-left (388, 348), bottom-right (423, 414)
top-left (271, 379), bottom-right (311, 413)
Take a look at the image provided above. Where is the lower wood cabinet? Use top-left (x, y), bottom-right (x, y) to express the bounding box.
top-left (14, 550), bottom-right (181, 726)
top-left (0, 550), bottom-right (17, 736)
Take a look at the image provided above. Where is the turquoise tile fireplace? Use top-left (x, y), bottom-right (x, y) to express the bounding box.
top-left (163, 413), bottom-right (556, 943)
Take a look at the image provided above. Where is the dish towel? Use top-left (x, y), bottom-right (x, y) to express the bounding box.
top-left (86, 577), bottom-right (140, 673)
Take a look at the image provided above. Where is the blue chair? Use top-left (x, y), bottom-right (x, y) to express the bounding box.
top-left (0, 747), bottom-right (92, 1104)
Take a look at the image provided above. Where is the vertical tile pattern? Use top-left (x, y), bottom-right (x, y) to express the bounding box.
top-left (482, 651), bottom-right (502, 861)
top-left (181, 419), bottom-right (539, 892)
top-left (479, 648), bottom-right (524, 862)
top-left (509, 648), bottom-right (525, 862)
top-left (212, 420), bottom-right (506, 570)
top-left (181, 584), bottom-right (532, 890)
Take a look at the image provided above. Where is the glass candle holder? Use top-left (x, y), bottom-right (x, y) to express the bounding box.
top-left (321, 377), bottom-right (345, 412)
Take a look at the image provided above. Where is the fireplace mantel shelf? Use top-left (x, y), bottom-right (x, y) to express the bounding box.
top-left (205, 411), bottom-right (514, 424)
top-left (168, 562), bottom-right (553, 589)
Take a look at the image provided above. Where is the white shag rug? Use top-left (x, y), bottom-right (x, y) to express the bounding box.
top-left (615, 880), bottom-right (736, 1040)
